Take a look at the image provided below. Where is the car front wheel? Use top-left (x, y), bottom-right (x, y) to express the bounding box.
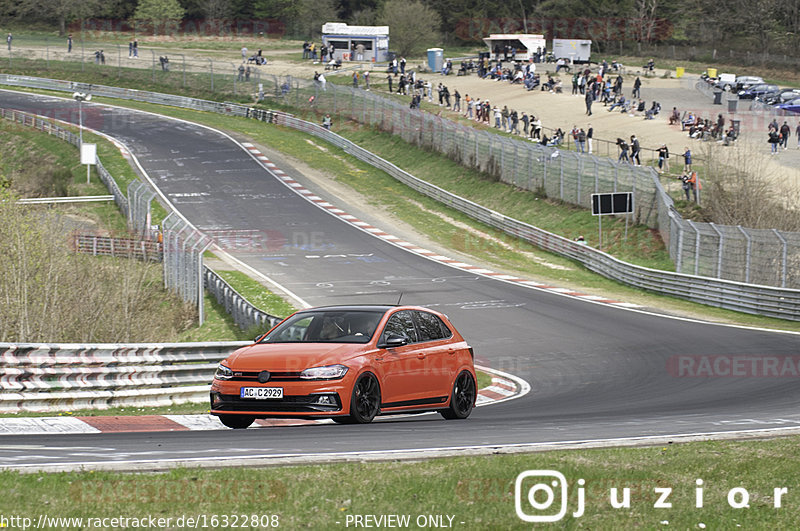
top-left (348, 372), bottom-right (381, 424)
top-left (441, 371), bottom-right (476, 420)
top-left (218, 414), bottom-right (255, 429)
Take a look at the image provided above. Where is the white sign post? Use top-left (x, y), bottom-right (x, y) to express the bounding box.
top-left (80, 143), bottom-right (96, 184)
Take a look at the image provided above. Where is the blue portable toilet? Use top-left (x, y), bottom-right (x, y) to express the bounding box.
top-left (427, 48), bottom-right (443, 72)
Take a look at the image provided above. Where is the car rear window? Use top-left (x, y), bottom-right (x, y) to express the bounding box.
top-left (415, 311), bottom-right (452, 341)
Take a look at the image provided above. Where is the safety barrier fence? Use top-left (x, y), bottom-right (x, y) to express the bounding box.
top-left (1, 75), bottom-right (798, 316)
top-left (0, 341), bottom-right (247, 412)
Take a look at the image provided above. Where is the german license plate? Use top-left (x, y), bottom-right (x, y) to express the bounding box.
top-left (240, 387), bottom-right (283, 399)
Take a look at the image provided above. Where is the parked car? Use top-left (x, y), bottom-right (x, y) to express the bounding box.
top-left (210, 305), bottom-right (477, 428)
top-left (775, 98), bottom-right (800, 114)
top-left (778, 89), bottom-right (800, 104)
top-left (738, 83), bottom-right (779, 99)
top-left (735, 76), bottom-right (765, 92)
top-left (714, 73), bottom-right (737, 91)
top-left (757, 88), bottom-right (786, 105)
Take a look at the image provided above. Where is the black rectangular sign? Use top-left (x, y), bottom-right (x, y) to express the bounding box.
top-left (591, 192), bottom-right (634, 216)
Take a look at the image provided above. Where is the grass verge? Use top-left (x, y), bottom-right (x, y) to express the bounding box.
top-left (3, 436), bottom-right (800, 527)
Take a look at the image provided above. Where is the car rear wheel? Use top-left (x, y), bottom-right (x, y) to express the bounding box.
top-left (348, 372), bottom-right (381, 424)
top-left (218, 414), bottom-right (255, 429)
top-left (441, 371), bottom-right (476, 420)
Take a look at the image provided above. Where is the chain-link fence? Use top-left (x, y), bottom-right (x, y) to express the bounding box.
top-left (161, 214), bottom-right (212, 323)
top-left (2, 37), bottom-right (264, 99)
top-left (281, 76), bottom-right (662, 229)
top-left (614, 42), bottom-right (800, 70)
top-left (255, 75), bottom-right (800, 289)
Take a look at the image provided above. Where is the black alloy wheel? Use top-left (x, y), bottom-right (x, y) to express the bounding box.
top-left (441, 371), bottom-right (476, 420)
top-left (349, 373), bottom-right (381, 423)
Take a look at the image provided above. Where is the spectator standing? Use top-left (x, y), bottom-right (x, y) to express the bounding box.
top-left (128, 41), bottom-right (133, 57)
top-left (617, 138), bottom-right (630, 163)
top-left (237, 64), bottom-right (245, 81)
top-left (322, 114), bottom-right (332, 129)
top-left (352, 71), bottom-right (358, 88)
top-left (632, 76), bottom-right (641, 99)
top-left (630, 135), bottom-right (641, 165)
top-left (577, 128), bottom-right (586, 153)
top-left (521, 112), bottom-right (529, 136)
top-left (501, 106), bottom-right (510, 130)
top-left (6, 33), bottom-right (11, 51)
top-left (133, 39), bottom-right (138, 58)
top-left (241, 46), bottom-right (248, 63)
top-left (780, 121), bottom-right (790, 149)
top-left (510, 110), bottom-right (519, 134)
top-left (679, 173), bottom-right (692, 201)
top-left (585, 89), bottom-right (594, 116)
top-left (657, 144), bottom-right (669, 173)
top-left (453, 90), bottom-right (461, 112)
top-left (302, 42), bottom-right (309, 59)
top-left (67, 34), bottom-right (73, 53)
top-left (586, 124), bottom-right (593, 153)
top-left (364, 71), bottom-right (370, 90)
top-left (683, 147), bottom-right (692, 171)
top-left (768, 127), bottom-right (780, 154)
top-left (399, 57), bottom-right (406, 74)
top-left (687, 170), bottom-right (700, 203)
top-left (493, 106), bottom-right (502, 129)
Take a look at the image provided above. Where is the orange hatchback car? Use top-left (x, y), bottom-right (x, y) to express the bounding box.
top-left (211, 305), bottom-right (477, 429)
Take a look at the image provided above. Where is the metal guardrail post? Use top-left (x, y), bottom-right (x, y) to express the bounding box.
top-left (773, 229), bottom-right (788, 288)
top-left (709, 223), bottom-right (724, 279)
top-left (737, 226), bottom-right (751, 284)
top-left (687, 220), bottom-right (702, 276)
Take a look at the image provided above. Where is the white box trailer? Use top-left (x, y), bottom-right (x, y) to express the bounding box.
top-left (482, 34), bottom-right (547, 61)
top-left (551, 39), bottom-right (592, 64)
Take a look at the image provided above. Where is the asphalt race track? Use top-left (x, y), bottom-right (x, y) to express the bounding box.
top-left (2, 89), bottom-right (800, 471)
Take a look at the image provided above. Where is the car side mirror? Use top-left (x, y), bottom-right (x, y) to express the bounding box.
top-left (379, 334), bottom-right (407, 349)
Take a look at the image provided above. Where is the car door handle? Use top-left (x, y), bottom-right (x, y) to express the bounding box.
top-left (447, 348), bottom-right (456, 355)
top-left (417, 353), bottom-right (426, 359)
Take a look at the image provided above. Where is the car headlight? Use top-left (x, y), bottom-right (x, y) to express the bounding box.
top-left (300, 364), bottom-right (349, 380)
top-left (215, 364), bottom-right (234, 380)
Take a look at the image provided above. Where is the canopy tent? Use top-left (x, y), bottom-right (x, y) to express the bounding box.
top-left (482, 34), bottom-right (547, 61)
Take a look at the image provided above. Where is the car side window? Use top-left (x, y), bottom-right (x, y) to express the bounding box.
top-left (414, 311), bottom-right (450, 341)
top-left (382, 310), bottom-right (417, 343)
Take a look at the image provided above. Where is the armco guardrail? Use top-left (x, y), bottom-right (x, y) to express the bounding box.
top-left (204, 267), bottom-right (282, 332)
top-left (2, 74), bottom-right (798, 319)
top-left (0, 341), bottom-right (247, 412)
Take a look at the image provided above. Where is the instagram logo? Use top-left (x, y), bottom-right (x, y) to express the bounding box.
top-left (515, 470), bottom-right (577, 522)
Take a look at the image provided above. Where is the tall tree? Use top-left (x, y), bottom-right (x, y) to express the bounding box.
top-left (135, 0), bottom-right (185, 35)
top-left (378, 0), bottom-right (440, 57)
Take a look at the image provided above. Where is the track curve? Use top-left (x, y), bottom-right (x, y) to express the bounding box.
top-left (1, 89), bottom-right (799, 471)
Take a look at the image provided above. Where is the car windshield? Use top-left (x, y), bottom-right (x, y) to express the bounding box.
top-left (260, 310), bottom-right (385, 344)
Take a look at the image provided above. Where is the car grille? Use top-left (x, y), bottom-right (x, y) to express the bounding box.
top-left (228, 371), bottom-right (304, 382)
top-left (212, 393), bottom-right (342, 413)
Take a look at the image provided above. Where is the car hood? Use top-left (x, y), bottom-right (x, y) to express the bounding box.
top-left (224, 342), bottom-right (368, 371)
